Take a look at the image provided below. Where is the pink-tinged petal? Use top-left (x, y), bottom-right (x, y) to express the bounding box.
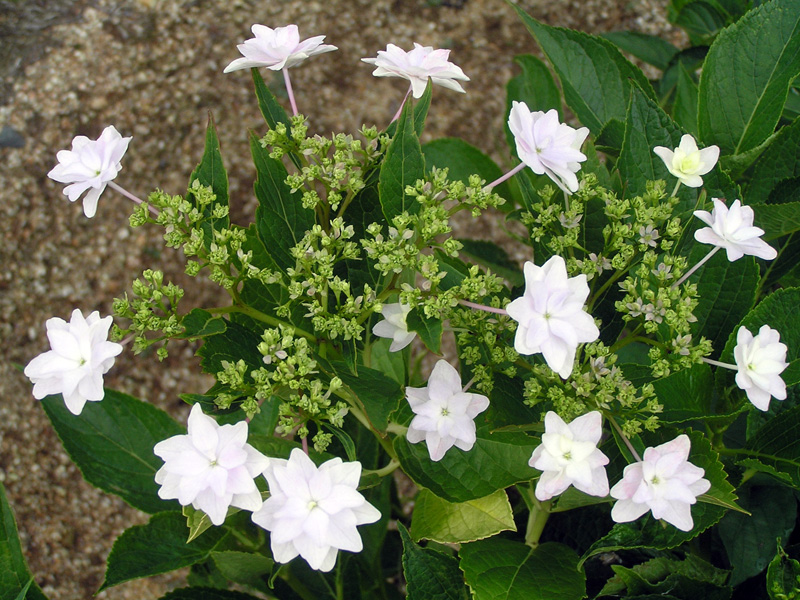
top-left (535, 470), bottom-right (571, 501)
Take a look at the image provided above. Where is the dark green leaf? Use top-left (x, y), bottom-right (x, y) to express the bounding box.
top-left (511, 3), bottom-right (656, 133)
top-left (321, 422), bottom-right (357, 462)
top-left (672, 62), bottom-right (699, 136)
top-left (651, 363), bottom-right (716, 423)
top-left (385, 80), bottom-right (433, 138)
top-left (101, 512), bottom-right (228, 590)
top-left (504, 54), bottom-right (562, 152)
top-left (394, 429), bottom-right (539, 503)
top-left (41, 390), bottom-right (182, 514)
top-left (251, 68), bottom-right (292, 135)
top-left (460, 539), bottom-right (585, 600)
top-left (718, 484), bottom-right (797, 586)
top-left (673, 0), bottom-right (728, 44)
top-left (484, 373), bottom-right (540, 431)
top-left (698, 0), bottom-right (800, 155)
top-left (458, 239), bottom-right (524, 287)
top-left (406, 308), bottom-right (443, 355)
top-left (210, 550), bottom-right (273, 593)
top-left (379, 99), bottom-right (425, 222)
top-left (159, 587), bottom-right (263, 600)
top-left (251, 132), bottom-right (315, 273)
top-left (196, 320), bottom-right (264, 379)
top-left (189, 117), bottom-right (230, 248)
top-left (423, 137), bottom-right (510, 203)
top-left (399, 523), bottom-right (468, 600)
top-left (600, 31), bottom-right (679, 71)
top-left (0, 483), bottom-right (48, 600)
top-left (180, 308), bottom-right (227, 339)
top-left (754, 202), bottom-right (800, 241)
top-left (330, 361), bottom-right (403, 431)
top-left (743, 405), bottom-right (800, 487)
top-left (767, 544), bottom-right (800, 600)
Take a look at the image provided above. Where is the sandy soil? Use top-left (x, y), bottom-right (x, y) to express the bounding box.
top-left (0, 0), bottom-right (673, 598)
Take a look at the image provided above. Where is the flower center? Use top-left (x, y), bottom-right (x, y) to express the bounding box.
top-left (307, 500), bottom-right (318, 510)
top-left (679, 153), bottom-right (700, 174)
top-left (563, 451), bottom-right (572, 461)
top-left (650, 475), bottom-right (660, 485)
top-left (79, 358), bottom-right (87, 366)
top-left (440, 407), bottom-right (450, 417)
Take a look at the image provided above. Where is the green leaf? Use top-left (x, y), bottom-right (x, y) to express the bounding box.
top-left (189, 116), bottom-right (230, 248)
top-left (197, 320), bottom-right (264, 379)
top-left (600, 31), bottom-right (679, 71)
top-left (423, 138), bottom-right (510, 202)
top-left (251, 68), bottom-right (292, 135)
top-left (330, 361), bottom-right (404, 431)
top-left (718, 484), bottom-right (797, 586)
top-left (406, 308), bottom-right (443, 354)
top-left (672, 61), bottom-right (699, 136)
top-left (767, 544), bottom-right (800, 600)
top-left (410, 489), bottom-right (515, 544)
top-left (394, 429), bottom-right (539, 503)
top-left (385, 80), bottom-right (433, 138)
top-left (180, 308), bottom-right (227, 339)
top-left (321, 422), bottom-right (357, 462)
top-left (511, 3), bottom-right (656, 134)
top-left (460, 539), bottom-right (585, 600)
top-left (0, 482), bottom-right (48, 600)
top-left (41, 390), bottom-right (182, 514)
top-left (379, 99), bottom-right (425, 222)
top-left (211, 551), bottom-right (273, 593)
top-left (599, 555), bottom-right (731, 599)
top-left (159, 588), bottom-right (263, 600)
top-left (457, 239), bottom-right (524, 287)
top-left (399, 523), bottom-right (468, 600)
top-left (504, 54), bottom-right (562, 152)
top-left (743, 405), bottom-right (800, 487)
top-left (369, 337), bottom-right (406, 386)
top-left (754, 202), bottom-right (800, 241)
top-left (183, 505), bottom-right (215, 544)
top-left (651, 363), bottom-right (716, 423)
top-left (698, 0), bottom-right (800, 155)
top-left (251, 132), bottom-right (315, 273)
top-left (580, 430), bottom-right (736, 565)
top-left (101, 512), bottom-right (228, 591)
top-left (673, 0), bottom-right (728, 44)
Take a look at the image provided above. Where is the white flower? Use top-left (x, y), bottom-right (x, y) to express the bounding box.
top-left (223, 24), bottom-right (337, 73)
top-left (506, 256), bottom-right (599, 379)
top-left (405, 360), bottom-right (490, 461)
top-left (507, 102), bottom-right (589, 194)
top-left (610, 434), bottom-right (710, 532)
top-left (372, 303), bottom-right (416, 352)
top-left (694, 198), bottom-right (777, 261)
top-left (24, 309), bottom-right (123, 415)
top-left (529, 411), bottom-right (609, 501)
top-left (361, 43), bottom-right (469, 99)
top-left (153, 404), bottom-right (269, 526)
top-left (734, 325), bottom-right (789, 411)
top-left (47, 126), bottom-right (131, 218)
top-left (251, 448), bottom-right (381, 572)
top-left (653, 134), bottom-right (719, 188)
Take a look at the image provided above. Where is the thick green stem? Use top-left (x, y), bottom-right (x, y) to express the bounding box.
top-left (525, 489), bottom-right (551, 548)
top-left (363, 459), bottom-right (401, 478)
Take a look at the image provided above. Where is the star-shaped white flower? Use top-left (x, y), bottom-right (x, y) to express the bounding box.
top-left (506, 255), bottom-right (599, 379)
top-left (508, 102), bottom-right (589, 194)
top-left (372, 303), bottom-right (416, 352)
top-left (734, 325), bottom-right (789, 411)
top-left (529, 411), bottom-right (609, 501)
top-left (361, 43), bottom-right (470, 99)
top-left (47, 126), bottom-right (131, 218)
top-left (694, 199), bottom-right (777, 261)
top-left (223, 24), bottom-right (337, 73)
top-left (653, 134), bottom-right (719, 188)
top-left (610, 434), bottom-right (710, 532)
top-left (24, 309), bottom-right (123, 415)
top-left (405, 360), bottom-right (490, 461)
top-left (153, 404), bottom-right (269, 526)
top-left (251, 448), bottom-right (381, 572)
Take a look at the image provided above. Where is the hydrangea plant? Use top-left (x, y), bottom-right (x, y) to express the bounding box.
top-left (7, 1), bottom-right (800, 598)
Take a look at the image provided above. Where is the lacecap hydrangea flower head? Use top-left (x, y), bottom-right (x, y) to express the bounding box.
top-left (405, 360), bottom-right (490, 461)
top-left (508, 101), bottom-right (589, 194)
top-left (610, 434), bottom-right (710, 532)
top-left (223, 24), bottom-right (337, 73)
top-left (529, 411), bottom-right (609, 501)
top-left (24, 309), bottom-right (123, 415)
top-left (362, 43), bottom-right (469, 99)
top-left (153, 404), bottom-right (269, 526)
top-left (653, 134), bottom-right (719, 188)
top-left (47, 125), bottom-right (131, 218)
top-left (694, 198), bottom-right (777, 261)
top-left (734, 325), bottom-right (789, 411)
top-left (506, 255), bottom-right (599, 379)
top-left (251, 448), bottom-right (381, 572)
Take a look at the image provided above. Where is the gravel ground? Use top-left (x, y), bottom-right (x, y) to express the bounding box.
top-left (0, 0), bottom-right (674, 598)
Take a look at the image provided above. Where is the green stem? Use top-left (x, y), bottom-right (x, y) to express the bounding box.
top-left (524, 487), bottom-right (551, 549)
top-left (208, 303), bottom-right (317, 342)
top-left (670, 179), bottom-right (682, 199)
top-left (363, 459), bottom-right (401, 478)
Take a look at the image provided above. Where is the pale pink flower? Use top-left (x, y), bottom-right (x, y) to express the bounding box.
top-left (405, 360), bottom-right (490, 461)
top-left (694, 199), bottom-right (777, 261)
top-left (24, 309), bottom-right (123, 415)
top-left (362, 43), bottom-right (469, 99)
top-left (47, 126), bottom-right (131, 218)
top-left (506, 256), bottom-right (599, 379)
top-left (223, 24), bottom-right (337, 73)
top-left (654, 134), bottom-right (719, 188)
top-left (529, 411), bottom-right (609, 501)
top-left (508, 102), bottom-right (589, 194)
top-left (734, 325), bottom-right (789, 411)
top-left (154, 404), bottom-right (269, 526)
top-left (610, 434), bottom-right (710, 532)
top-left (251, 448), bottom-right (381, 572)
